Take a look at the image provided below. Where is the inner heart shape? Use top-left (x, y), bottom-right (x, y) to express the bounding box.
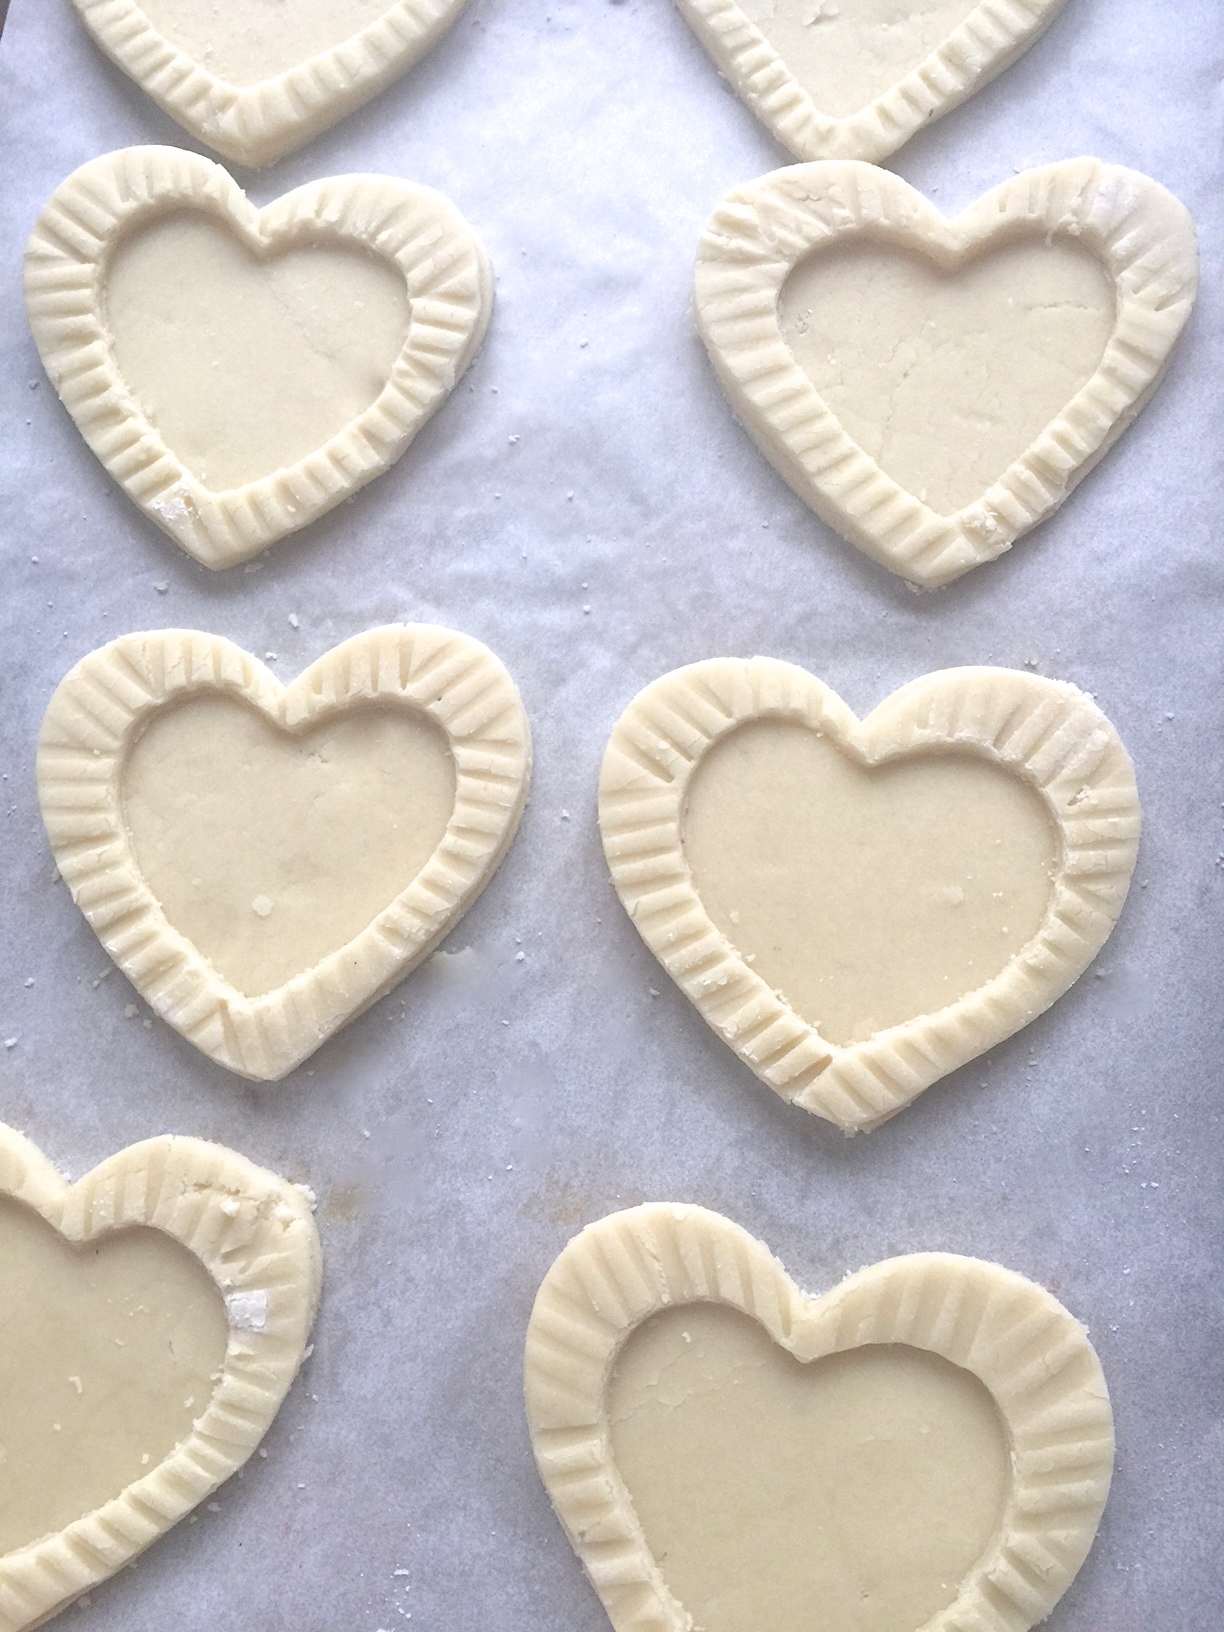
top-left (779, 235), bottom-right (1115, 515)
top-left (609, 1303), bottom-right (1008, 1632)
top-left (136, 0), bottom-right (410, 84)
top-left (105, 211), bottom-right (410, 493)
top-left (737, 0), bottom-right (983, 119)
top-left (0, 1197), bottom-right (227, 1555)
top-left (682, 719), bottom-right (1057, 1045)
top-left (123, 695), bottom-right (455, 997)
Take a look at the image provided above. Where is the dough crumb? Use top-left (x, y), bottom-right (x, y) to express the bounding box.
top-left (226, 1289), bottom-right (268, 1331)
top-left (251, 894), bottom-right (275, 918)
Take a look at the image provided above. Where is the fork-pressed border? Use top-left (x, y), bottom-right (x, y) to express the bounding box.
top-left (0, 1123), bottom-right (320, 1632)
top-left (71, 0), bottom-right (470, 167)
top-left (24, 146), bottom-right (492, 570)
top-left (525, 1203), bottom-right (1114, 1632)
top-left (695, 159), bottom-right (1197, 587)
top-left (599, 659), bottom-right (1139, 1132)
top-left (675, 0), bottom-right (1068, 163)
top-left (38, 625), bottom-right (531, 1081)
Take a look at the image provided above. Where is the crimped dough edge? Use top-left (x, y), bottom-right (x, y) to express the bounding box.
top-left (600, 658), bottom-right (1140, 1130)
top-left (0, 1123), bottom-right (321, 1632)
top-left (37, 626), bottom-right (531, 1080)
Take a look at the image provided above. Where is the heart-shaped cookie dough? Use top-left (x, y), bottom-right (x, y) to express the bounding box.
top-left (0, 1123), bottom-right (319, 1631)
top-left (71, 0), bottom-right (470, 167)
top-left (526, 1204), bottom-right (1113, 1632)
top-left (600, 659), bottom-right (1138, 1131)
top-left (696, 160), bottom-right (1197, 586)
top-left (676, 0), bottom-right (1068, 163)
top-left (38, 626), bottom-right (530, 1080)
top-left (25, 147), bottom-right (491, 569)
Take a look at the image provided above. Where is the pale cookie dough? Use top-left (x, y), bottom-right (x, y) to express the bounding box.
top-left (38, 626), bottom-right (531, 1080)
top-left (70, 0), bottom-right (470, 167)
top-left (696, 160), bottom-right (1197, 586)
top-left (675, 0), bottom-right (1069, 163)
top-left (526, 1204), bottom-right (1113, 1632)
top-left (0, 1123), bottom-right (320, 1632)
top-left (600, 659), bottom-right (1138, 1131)
top-left (25, 147), bottom-right (491, 569)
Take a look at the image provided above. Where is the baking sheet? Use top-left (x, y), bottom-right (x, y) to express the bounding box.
top-left (1, 0), bottom-right (1222, 1626)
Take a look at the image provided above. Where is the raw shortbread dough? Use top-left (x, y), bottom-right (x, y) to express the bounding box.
top-left (0, 1124), bottom-right (320, 1631)
top-left (600, 659), bottom-right (1139, 1131)
top-left (38, 627), bottom-right (531, 1081)
top-left (124, 696), bottom-right (455, 996)
top-left (0, 1199), bottom-right (226, 1557)
top-left (779, 238), bottom-right (1114, 517)
top-left (25, 148), bottom-right (492, 570)
top-left (696, 160), bottom-right (1197, 586)
top-left (684, 721), bottom-right (1057, 1045)
top-left (526, 1205), bottom-right (1114, 1632)
top-left (106, 213), bottom-right (411, 494)
top-left (675, 0), bottom-right (1068, 162)
top-left (70, 0), bottom-right (470, 166)
top-left (612, 1311), bottom-right (1007, 1632)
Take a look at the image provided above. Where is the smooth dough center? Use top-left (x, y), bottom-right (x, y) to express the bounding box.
top-left (737, 0), bottom-right (984, 118)
top-left (122, 695), bottom-right (456, 997)
top-left (682, 720), bottom-right (1057, 1045)
top-left (611, 1303), bottom-right (1010, 1632)
top-left (779, 237), bottom-right (1114, 514)
top-left (0, 1199), bottom-right (228, 1555)
top-left (135, 0), bottom-right (400, 85)
top-left (104, 211), bottom-right (410, 492)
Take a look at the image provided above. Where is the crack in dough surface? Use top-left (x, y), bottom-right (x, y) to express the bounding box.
top-left (122, 695), bottom-right (455, 997)
top-left (738, 0), bottom-right (984, 118)
top-left (682, 720), bottom-right (1057, 1045)
top-left (136, 0), bottom-right (401, 85)
top-left (610, 1303), bottom-right (1009, 1632)
top-left (104, 211), bottom-right (410, 492)
top-left (779, 236), bottom-right (1114, 514)
top-left (0, 1199), bottom-right (228, 1555)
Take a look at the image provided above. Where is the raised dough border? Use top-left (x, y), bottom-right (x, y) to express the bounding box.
top-left (70, 0), bottom-right (470, 168)
top-left (37, 625), bottom-right (531, 1081)
top-left (24, 146), bottom-right (491, 570)
top-left (675, 0), bottom-right (1068, 164)
top-left (599, 659), bottom-right (1139, 1131)
top-left (525, 1203), bottom-right (1114, 1632)
top-left (0, 1123), bottom-right (321, 1632)
top-left (695, 159), bottom-right (1197, 587)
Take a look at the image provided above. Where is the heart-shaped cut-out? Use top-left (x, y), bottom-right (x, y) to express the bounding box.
top-left (71, 0), bottom-right (470, 167)
top-left (600, 659), bottom-right (1138, 1131)
top-left (676, 0), bottom-right (1068, 163)
top-left (526, 1204), bottom-right (1114, 1632)
top-left (38, 625), bottom-right (530, 1080)
top-left (696, 160), bottom-right (1197, 586)
top-left (0, 1123), bottom-right (320, 1631)
top-left (25, 147), bottom-right (491, 570)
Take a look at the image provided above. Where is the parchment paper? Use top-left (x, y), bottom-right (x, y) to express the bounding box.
top-left (0, 1), bottom-right (1221, 1627)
